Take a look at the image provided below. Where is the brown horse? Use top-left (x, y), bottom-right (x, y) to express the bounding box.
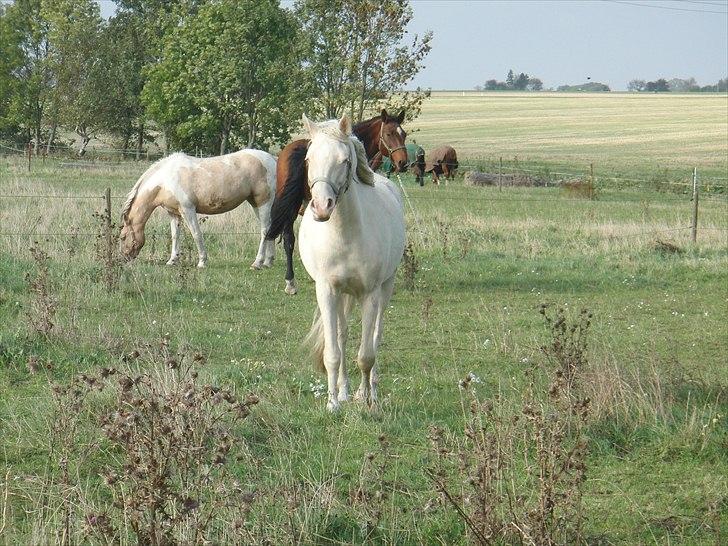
top-left (266, 109), bottom-right (408, 294)
top-left (425, 145), bottom-right (458, 185)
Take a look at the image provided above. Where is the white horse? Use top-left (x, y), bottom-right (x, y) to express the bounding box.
top-left (120, 150), bottom-right (277, 269)
top-left (299, 114), bottom-right (406, 411)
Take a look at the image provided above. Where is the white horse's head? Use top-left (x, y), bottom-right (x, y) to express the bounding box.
top-left (303, 114), bottom-right (354, 222)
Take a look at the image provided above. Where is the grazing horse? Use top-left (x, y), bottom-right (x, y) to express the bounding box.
top-left (120, 150), bottom-right (277, 269)
top-left (266, 109), bottom-right (408, 295)
top-left (425, 145), bottom-right (459, 185)
top-left (299, 114), bottom-right (405, 411)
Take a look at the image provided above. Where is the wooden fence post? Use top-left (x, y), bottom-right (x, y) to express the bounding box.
top-left (691, 168), bottom-right (699, 243)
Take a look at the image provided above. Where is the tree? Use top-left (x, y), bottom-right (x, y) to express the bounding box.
top-left (718, 78), bottom-right (728, 92)
top-left (143, 0), bottom-right (306, 154)
top-left (296, 0), bottom-right (432, 123)
top-left (627, 79), bottom-right (646, 92)
top-left (667, 77), bottom-right (698, 92)
top-left (645, 78), bottom-right (669, 92)
top-left (1, 0), bottom-right (52, 153)
top-left (505, 69), bottom-right (515, 89)
top-left (42, 0), bottom-right (105, 156)
top-left (97, 11), bottom-right (147, 155)
top-left (0, 4), bottom-right (24, 139)
top-left (527, 77), bottom-right (543, 91)
top-left (484, 79), bottom-right (500, 90)
top-left (513, 72), bottom-right (530, 90)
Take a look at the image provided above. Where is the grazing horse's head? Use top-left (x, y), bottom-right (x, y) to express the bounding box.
top-left (378, 109), bottom-right (408, 173)
top-left (302, 113), bottom-right (373, 222)
top-left (120, 216), bottom-right (145, 260)
top-left (119, 189), bottom-right (146, 261)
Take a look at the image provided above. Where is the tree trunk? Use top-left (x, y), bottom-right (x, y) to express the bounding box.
top-left (121, 130), bottom-right (131, 158)
top-left (34, 124), bottom-right (41, 156)
top-left (357, 62), bottom-right (368, 123)
top-left (135, 122), bottom-right (144, 161)
top-left (45, 121), bottom-right (57, 156)
top-left (220, 128), bottom-right (229, 155)
top-left (247, 114), bottom-right (257, 149)
top-left (77, 132), bottom-right (91, 157)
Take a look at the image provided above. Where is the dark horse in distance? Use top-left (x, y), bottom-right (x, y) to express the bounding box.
top-left (425, 145), bottom-right (458, 184)
top-left (266, 109), bottom-right (409, 294)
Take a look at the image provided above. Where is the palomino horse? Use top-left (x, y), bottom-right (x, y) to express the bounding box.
top-left (265, 109), bottom-right (408, 295)
top-left (299, 114), bottom-right (406, 411)
top-left (120, 150), bottom-right (276, 268)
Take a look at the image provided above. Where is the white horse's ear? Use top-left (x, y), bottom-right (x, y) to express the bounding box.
top-left (302, 113), bottom-right (316, 137)
top-left (338, 114), bottom-right (352, 135)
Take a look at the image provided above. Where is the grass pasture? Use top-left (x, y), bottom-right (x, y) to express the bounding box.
top-left (1, 93), bottom-right (728, 544)
top-left (410, 92), bottom-right (728, 182)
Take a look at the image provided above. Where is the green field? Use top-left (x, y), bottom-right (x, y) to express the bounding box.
top-left (1, 93), bottom-right (727, 544)
top-left (411, 92), bottom-right (728, 181)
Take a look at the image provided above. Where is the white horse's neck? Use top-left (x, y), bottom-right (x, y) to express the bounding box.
top-left (128, 181), bottom-right (160, 227)
top-left (327, 177), bottom-right (365, 237)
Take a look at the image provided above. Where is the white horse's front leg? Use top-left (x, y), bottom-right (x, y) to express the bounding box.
top-left (180, 207), bottom-right (207, 268)
top-left (166, 214), bottom-right (182, 265)
top-left (355, 292), bottom-right (380, 406)
top-left (316, 282), bottom-right (341, 412)
top-left (368, 275), bottom-right (396, 403)
top-left (336, 298), bottom-right (350, 403)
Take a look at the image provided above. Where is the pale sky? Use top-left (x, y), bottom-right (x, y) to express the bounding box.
top-left (97, 0), bottom-right (728, 91)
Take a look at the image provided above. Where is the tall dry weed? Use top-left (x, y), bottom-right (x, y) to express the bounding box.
top-left (25, 244), bottom-right (58, 337)
top-left (426, 306), bottom-right (592, 545)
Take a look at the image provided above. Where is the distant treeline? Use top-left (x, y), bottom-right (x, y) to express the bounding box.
top-left (628, 77), bottom-right (728, 93)
top-left (475, 72), bottom-right (727, 93)
top-left (476, 70), bottom-right (543, 91)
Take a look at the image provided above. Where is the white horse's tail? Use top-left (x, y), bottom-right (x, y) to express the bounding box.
top-left (304, 295), bottom-right (354, 373)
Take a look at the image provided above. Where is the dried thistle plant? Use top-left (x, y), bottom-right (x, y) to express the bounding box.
top-left (92, 210), bottom-right (122, 292)
top-left (351, 434), bottom-right (391, 542)
top-left (426, 307), bottom-right (593, 545)
top-left (401, 241), bottom-right (419, 291)
top-left (96, 347), bottom-right (259, 545)
top-left (25, 244), bottom-right (57, 337)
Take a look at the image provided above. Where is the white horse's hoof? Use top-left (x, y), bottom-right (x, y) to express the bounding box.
top-left (166, 259), bottom-right (178, 266)
top-left (284, 281), bottom-right (298, 295)
top-left (250, 262), bottom-right (263, 270)
top-left (326, 400), bottom-right (340, 412)
top-left (262, 261), bottom-right (273, 268)
top-left (197, 262), bottom-right (207, 269)
top-left (337, 391), bottom-right (349, 403)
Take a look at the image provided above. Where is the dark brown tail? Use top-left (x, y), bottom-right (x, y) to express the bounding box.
top-left (266, 141), bottom-right (308, 241)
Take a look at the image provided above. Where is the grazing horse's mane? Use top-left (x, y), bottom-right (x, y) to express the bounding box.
top-left (120, 157), bottom-right (169, 222)
top-left (313, 120), bottom-right (375, 187)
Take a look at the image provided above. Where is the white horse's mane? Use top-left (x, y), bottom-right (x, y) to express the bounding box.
top-left (121, 155), bottom-right (173, 221)
top-left (312, 120), bottom-right (374, 187)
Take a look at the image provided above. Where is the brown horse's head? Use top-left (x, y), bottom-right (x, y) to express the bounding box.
top-left (119, 211), bottom-right (145, 261)
top-left (379, 109), bottom-right (408, 172)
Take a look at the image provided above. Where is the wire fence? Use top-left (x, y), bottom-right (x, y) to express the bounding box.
top-left (1, 145), bottom-right (726, 249)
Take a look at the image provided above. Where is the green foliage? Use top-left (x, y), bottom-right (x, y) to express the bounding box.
top-left (483, 69), bottom-right (543, 91)
top-left (295, 0), bottom-right (432, 122)
top-left (0, 0), bottom-right (50, 147)
top-left (42, 0), bottom-right (105, 155)
top-left (557, 82), bottom-right (611, 92)
top-left (95, 11), bottom-right (147, 151)
top-left (143, 0), bottom-right (306, 154)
